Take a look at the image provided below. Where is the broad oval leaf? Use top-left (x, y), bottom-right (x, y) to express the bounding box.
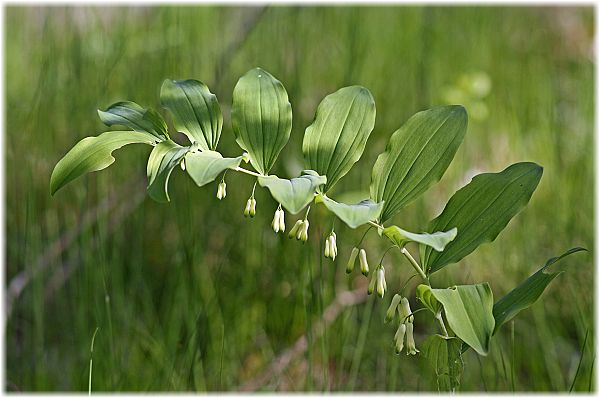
top-left (302, 86), bottom-right (376, 192)
top-left (185, 151), bottom-right (243, 187)
top-left (422, 162), bottom-right (543, 274)
top-left (146, 140), bottom-right (189, 203)
top-left (258, 171), bottom-right (327, 214)
top-left (382, 225), bottom-right (457, 252)
top-left (431, 283), bottom-right (495, 356)
top-left (231, 68), bottom-right (292, 175)
top-left (421, 335), bottom-right (464, 392)
top-left (370, 105), bottom-right (467, 223)
top-left (50, 130), bottom-right (156, 195)
top-left (416, 284), bottom-right (442, 315)
top-left (98, 101), bottom-right (168, 140)
top-left (160, 79), bottom-right (223, 150)
top-left (492, 247), bottom-right (586, 335)
top-left (320, 195), bottom-right (383, 229)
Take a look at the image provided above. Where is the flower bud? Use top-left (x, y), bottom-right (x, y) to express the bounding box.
top-left (249, 198), bottom-right (256, 217)
top-left (299, 220), bottom-right (309, 242)
top-left (385, 294), bottom-right (402, 323)
top-left (359, 249), bottom-right (369, 276)
top-left (243, 198), bottom-right (252, 217)
top-left (399, 297), bottom-right (413, 323)
top-left (346, 247), bottom-right (359, 274)
top-left (329, 233), bottom-right (337, 259)
top-left (394, 323), bottom-right (406, 354)
top-left (217, 181), bottom-right (226, 200)
top-left (272, 209), bottom-right (281, 233)
top-left (324, 236), bottom-right (331, 258)
top-left (180, 158), bottom-right (186, 171)
top-left (367, 273), bottom-right (376, 295)
top-left (376, 266), bottom-right (386, 298)
top-left (289, 220), bottom-right (303, 239)
top-left (278, 209), bottom-right (285, 232)
top-left (405, 322), bottom-right (419, 355)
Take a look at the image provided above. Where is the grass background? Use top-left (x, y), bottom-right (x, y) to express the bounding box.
top-left (5, 5), bottom-right (594, 392)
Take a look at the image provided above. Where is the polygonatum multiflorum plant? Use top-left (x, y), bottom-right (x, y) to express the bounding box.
top-left (50, 67), bottom-right (585, 391)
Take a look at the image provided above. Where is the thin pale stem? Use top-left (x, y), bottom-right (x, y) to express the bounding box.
top-left (368, 220), bottom-right (383, 229)
top-left (400, 247), bottom-right (428, 282)
top-left (235, 166), bottom-right (262, 178)
top-left (435, 311), bottom-right (449, 337)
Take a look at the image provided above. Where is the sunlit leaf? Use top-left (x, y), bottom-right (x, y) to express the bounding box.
top-left (431, 283), bottom-right (495, 356)
top-left (303, 86), bottom-right (376, 192)
top-left (258, 171), bottom-right (326, 214)
top-left (185, 151), bottom-right (243, 187)
top-left (421, 335), bottom-right (464, 392)
top-left (422, 162), bottom-right (543, 274)
top-left (382, 225), bottom-right (457, 252)
top-left (231, 68), bottom-right (292, 175)
top-left (492, 247), bottom-right (587, 334)
top-left (146, 140), bottom-right (189, 203)
top-left (50, 130), bottom-right (156, 195)
top-left (370, 105), bottom-right (467, 222)
top-left (97, 101), bottom-right (169, 140)
top-left (160, 79), bottom-right (223, 150)
top-left (320, 195), bottom-right (383, 229)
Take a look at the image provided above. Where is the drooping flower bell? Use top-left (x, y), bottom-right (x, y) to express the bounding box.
top-left (405, 322), bottom-right (419, 355)
top-left (272, 206), bottom-right (285, 233)
top-left (244, 197), bottom-right (256, 218)
top-left (394, 323), bottom-right (406, 354)
top-left (288, 220), bottom-right (304, 239)
top-left (399, 297), bottom-right (414, 323)
top-left (367, 272), bottom-right (377, 295)
top-left (346, 247), bottom-right (359, 274)
top-left (180, 157), bottom-right (186, 171)
top-left (376, 266), bottom-right (386, 298)
top-left (385, 294), bottom-right (402, 323)
top-left (359, 249), bottom-right (369, 276)
top-left (299, 220), bottom-right (309, 242)
top-left (217, 180), bottom-right (227, 200)
top-left (324, 231), bottom-right (337, 260)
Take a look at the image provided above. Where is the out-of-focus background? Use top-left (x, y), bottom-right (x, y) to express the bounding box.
top-left (5, 6), bottom-right (594, 392)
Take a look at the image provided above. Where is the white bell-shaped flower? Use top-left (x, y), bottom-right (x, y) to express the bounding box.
top-left (359, 249), bottom-right (369, 276)
top-left (346, 247), bottom-right (359, 274)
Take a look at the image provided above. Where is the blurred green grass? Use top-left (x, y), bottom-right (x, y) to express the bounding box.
top-left (5, 5), bottom-right (594, 392)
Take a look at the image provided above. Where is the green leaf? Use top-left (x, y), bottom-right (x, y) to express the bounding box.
top-left (431, 283), bottom-right (495, 356)
top-left (382, 225), bottom-right (457, 252)
top-left (98, 101), bottom-right (168, 140)
top-left (422, 162), bottom-right (543, 274)
top-left (302, 86), bottom-right (376, 192)
top-left (416, 284), bottom-right (442, 314)
top-left (320, 195), bottom-right (383, 229)
top-left (370, 105), bottom-right (467, 222)
top-left (258, 171), bottom-right (327, 214)
top-left (492, 247), bottom-right (587, 334)
top-left (160, 79), bottom-right (223, 150)
top-left (231, 68), bottom-right (292, 175)
top-left (185, 151), bottom-right (243, 187)
top-left (50, 130), bottom-right (156, 195)
top-left (146, 140), bottom-right (189, 203)
top-left (421, 335), bottom-right (464, 392)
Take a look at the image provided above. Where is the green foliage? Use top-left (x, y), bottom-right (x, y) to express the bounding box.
top-left (160, 79), bottom-right (223, 150)
top-left (431, 283), bottom-right (495, 356)
top-left (146, 140), bottom-right (189, 203)
top-left (492, 247), bottom-right (587, 334)
top-left (319, 195), bottom-right (383, 229)
top-left (185, 151), bottom-right (243, 187)
top-left (381, 225), bottom-right (457, 252)
top-left (421, 335), bottom-right (464, 392)
top-left (258, 171), bottom-right (326, 214)
top-left (302, 86), bottom-right (376, 192)
top-left (422, 162), bottom-right (543, 274)
top-left (370, 105), bottom-right (467, 223)
top-left (231, 68), bottom-right (292, 175)
top-left (98, 101), bottom-right (169, 140)
top-left (50, 130), bottom-right (156, 195)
